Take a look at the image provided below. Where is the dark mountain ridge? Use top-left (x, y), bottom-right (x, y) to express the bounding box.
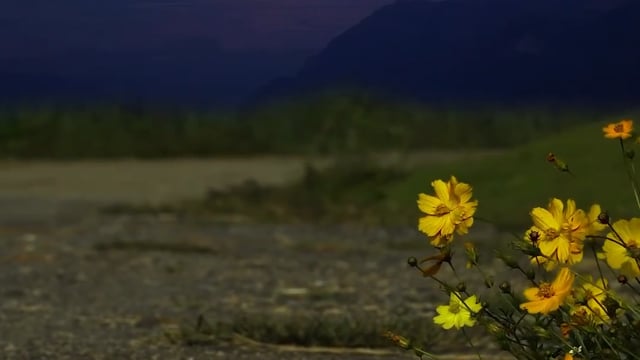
top-left (252, 0), bottom-right (640, 106)
top-left (0, 39), bottom-right (309, 108)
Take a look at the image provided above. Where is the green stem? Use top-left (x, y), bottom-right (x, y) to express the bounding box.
top-left (462, 328), bottom-right (483, 360)
top-left (410, 345), bottom-right (439, 359)
top-left (618, 139), bottom-right (640, 211)
top-left (591, 242), bottom-right (607, 290)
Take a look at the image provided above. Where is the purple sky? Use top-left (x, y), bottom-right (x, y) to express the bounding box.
top-left (1, 0), bottom-right (394, 58)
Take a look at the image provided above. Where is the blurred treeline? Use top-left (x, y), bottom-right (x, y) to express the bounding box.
top-left (0, 92), bottom-right (608, 159)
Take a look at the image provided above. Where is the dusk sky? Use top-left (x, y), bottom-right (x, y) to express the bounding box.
top-left (3, 0), bottom-right (635, 107)
top-left (0, 0), bottom-right (398, 105)
top-left (1, 0), bottom-right (394, 58)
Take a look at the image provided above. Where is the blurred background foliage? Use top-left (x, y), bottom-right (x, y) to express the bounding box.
top-left (75, 91), bottom-right (640, 230)
top-left (0, 91), bottom-right (620, 159)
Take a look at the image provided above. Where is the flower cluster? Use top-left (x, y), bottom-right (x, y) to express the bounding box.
top-left (524, 198), bottom-right (604, 269)
top-left (386, 118), bottom-right (640, 359)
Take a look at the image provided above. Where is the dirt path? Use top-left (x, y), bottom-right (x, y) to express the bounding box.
top-left (0, 150), bottom-right (501, 205)
top-left (0, 154), bottom-right (511, 360)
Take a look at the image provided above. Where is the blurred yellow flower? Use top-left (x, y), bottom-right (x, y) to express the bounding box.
top-left (602, 218), bottom-right (640, 277)
top-left (417, 176), bottom-right (477, 247)
top-left (433, 291), bottom-right (482, 330)
top-left (527, 199), bottom-right (593, 267)
top-left (587, 204), bottom-right (606, 234)
top-left (602, 119), bottom-right (633, 139)
top-left (570, 277), bottom-right (609, 325)
top-left (520, 267), bottom-right (574, 315)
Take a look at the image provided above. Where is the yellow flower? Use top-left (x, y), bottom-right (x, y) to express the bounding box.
top-left (417, 176), bottom-right (478, 247)
top-left (570, 277), bottom-right (609, 324)
top-left (528, 199), bottom-right (594, 267)
top-left (602, 119), bottom-right (633, 139)
top-left (602, 218), bottom-right (640, 277)
top-left (587, 204), bottom-right (606, 234)
top-left (520, 267), bottom-right (574, 315)
top-left (433, 292), bottom-right (482, 330)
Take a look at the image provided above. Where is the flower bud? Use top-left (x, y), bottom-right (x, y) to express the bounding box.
top-left (464, 242), bottom-right (478, 268)
top-left (407, 257), bottom-right (418, 268)
top-left (626, 149), bottom-right (635, 160)
top-left (617, 274), bottom-right (628, 284)
top-left (499, 281), bottom-right (511, 294)
top-left (486, 322), bottom-right (504, 337)
top-left (525, 269), bottom-right (536, 281)
top-left (383, 331), bottom-right (411, 349)
top-left (597, 211), bottom-right (610, 225)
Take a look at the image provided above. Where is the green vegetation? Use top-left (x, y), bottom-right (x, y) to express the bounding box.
top-left (0, 92), bottom-right (611, 158)
top-left (114, 118), bottom-right (640, 231)
top-left (388, 120), bottom-right (640, 230)
top-left (6, 93), bottom-right (639, 229)
top-left (166, 312), bottom-right (459, 352)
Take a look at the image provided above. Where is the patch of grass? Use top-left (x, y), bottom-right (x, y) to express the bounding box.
top-left (168, 312), bottom-right (462, 351)
top-left (386, 117), bottom-right (640, 230)
top-left (151, 158), bottom-right (412, 225)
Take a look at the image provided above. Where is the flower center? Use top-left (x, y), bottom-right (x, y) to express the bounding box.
top-left (537, 283), bottom-right (555, 298)
top-left (435, 204), bottom-right (450, 216)
top-left (614, 123), bottom-right (624, 133)
top-left (449, 301), bottom-right (461, 314)
top-left (452, 207), bottom-right (467, 223)
top-left (545, 229), bottom-right (559, 239)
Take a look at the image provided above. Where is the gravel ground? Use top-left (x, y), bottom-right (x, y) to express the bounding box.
top-left (0, 157), bottom-right (512, 359)
top-left (0, 210), bottom-right (513, 359)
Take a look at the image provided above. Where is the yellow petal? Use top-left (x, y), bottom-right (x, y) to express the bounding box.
top-left (564, 199), bottom-right (576, 218)
top-left (552, 267), bottom-right (574, 295)
top-left (453, 182), bottom-right (473, 204)
top-left (621, 261), bottom-right (640, 277)
top-left (628, 218), bottom-right (640, 244)
top-left (431, 179), bottom-right (450, 204)
top-left (464, 296), bottom-right (482, 313)
top-left (611, 219), bottom-right (632, 244)
top-left (455, 312), bottom-right (473, 328)
top-left (548, 198), bottom-right (565, 224)
top-left (602, 239), bottom-right (628, 269)
top-left (418, 216), bottom-right (446, 237)
top-left (520, 299), bottom-right (549, 314)
top-left (531, 207), bottom-right (559, 231)
top-left (435, 304), bottom-right (450, 315)
top-left (417, 193), bottom-right (443, 214)
top-left (588, 204), bottom-right (606, 232)
top-left (523, 287), bottom-right (540, 301)
top-left (554, 237), bottom-right (572, 263)
top-left (538, 237), bottom-right (560, 257)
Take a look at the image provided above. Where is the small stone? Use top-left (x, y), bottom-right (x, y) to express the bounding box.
top-left (278, 287), bottom-right (309, 296)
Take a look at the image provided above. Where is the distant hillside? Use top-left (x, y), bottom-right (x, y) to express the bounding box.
top-left (0, 38), bottom-right (308, 107)
top-left (251, 0), bottom-right (640, 106)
